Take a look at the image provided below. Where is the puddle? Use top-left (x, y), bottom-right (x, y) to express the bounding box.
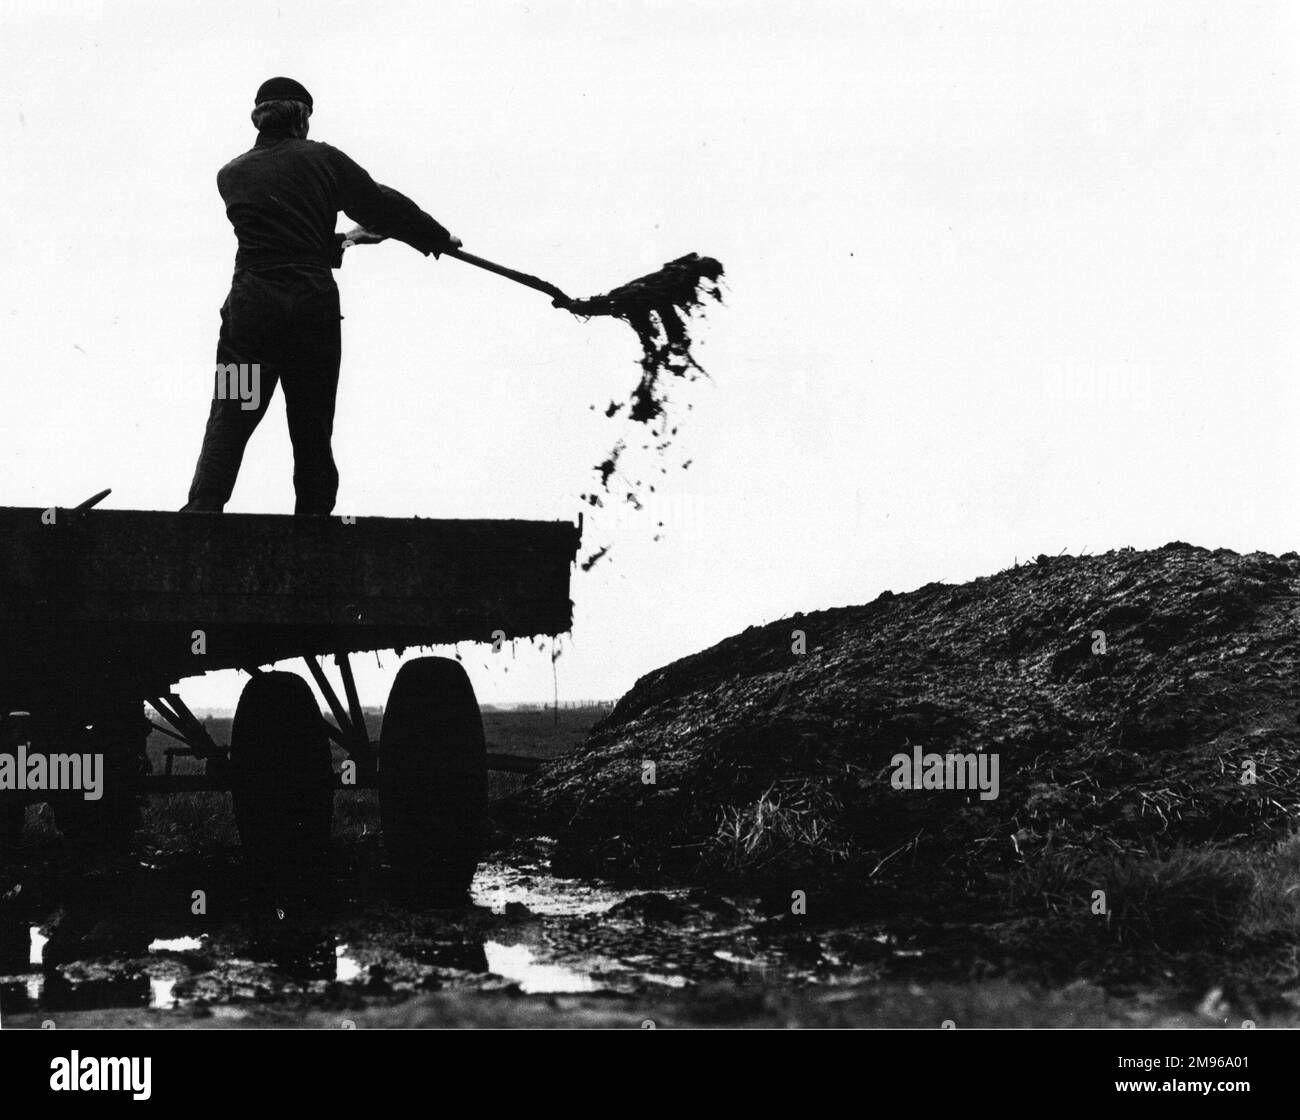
top-left (472, 860), bottom-right (645, 917)
top-left (148, 936), bottom-right (204, 954)
top-left (29, 926), bottom-right (47, 966)
top-left (335, 945), bottom-right (363, 983)
top-left (483, 941), bottom-right (596, 994)
top-left (149, 977), bottom-right (177, 1009)
top-left (643, 972), bottom-right (689, 988)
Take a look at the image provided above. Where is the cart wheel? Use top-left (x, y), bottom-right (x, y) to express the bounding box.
top-left (230, 672), bottom-right (333, 895)
top-left (53, 703), bottom-right (148, 852)
top-left (380, 657), bottom-right (487, 901)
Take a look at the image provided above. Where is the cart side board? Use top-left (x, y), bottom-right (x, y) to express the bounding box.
top-left (0, 507), bottom-right (581, 712)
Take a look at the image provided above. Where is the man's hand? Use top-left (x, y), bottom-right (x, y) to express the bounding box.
top-left (341, 225), bottom-right (386, 247)
top-left (446, 234), bottom-right (463, 252)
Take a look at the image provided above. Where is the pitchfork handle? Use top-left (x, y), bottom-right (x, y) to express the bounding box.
top-left (445, 247), bottom-right (574, 309)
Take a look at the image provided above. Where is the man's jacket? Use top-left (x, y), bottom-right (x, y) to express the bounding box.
top-left (217, 131), bottom-right (452, 271)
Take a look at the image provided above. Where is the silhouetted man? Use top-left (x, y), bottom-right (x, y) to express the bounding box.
top-left (183, 76), bottom-right (459, 515)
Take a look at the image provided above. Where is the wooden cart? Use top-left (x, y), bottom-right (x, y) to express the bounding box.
top-left (0, 505), bottom-right (581, 895)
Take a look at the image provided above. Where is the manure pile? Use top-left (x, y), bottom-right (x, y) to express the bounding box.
top-left (511, 543), bottom-right (1300, 888)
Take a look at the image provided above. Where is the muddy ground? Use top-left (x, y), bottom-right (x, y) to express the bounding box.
top-left (1, 834), bottom-right (1289, 1029)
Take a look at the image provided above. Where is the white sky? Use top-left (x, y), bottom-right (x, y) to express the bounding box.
top-left (3, 0), bottom-right (1299, 711)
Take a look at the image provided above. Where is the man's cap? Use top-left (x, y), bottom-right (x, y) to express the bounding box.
top-left (255, 77), bottom-right (313, 110)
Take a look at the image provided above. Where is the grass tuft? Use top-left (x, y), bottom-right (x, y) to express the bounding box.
top-left (704, 779), bottom-right (851, 876)
top-left (1006, 835), bottom-right (1300, 952)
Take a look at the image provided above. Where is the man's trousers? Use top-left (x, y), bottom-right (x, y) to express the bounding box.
top-left (184, 266), bottom-right (343, 516)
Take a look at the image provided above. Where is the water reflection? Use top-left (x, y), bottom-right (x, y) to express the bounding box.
top-left (335, 945), bottom-right (363, 983)
top-left (148, 935), bottom-right (204, 953)
top-left (483, 941), bottom-right (595, 994)
top-left (149, 977), bottom-right (177, 1009)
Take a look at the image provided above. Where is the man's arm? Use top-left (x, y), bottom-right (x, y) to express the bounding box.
top-left (327, 144), bottom-right (457, 257)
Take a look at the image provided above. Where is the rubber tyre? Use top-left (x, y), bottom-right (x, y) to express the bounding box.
top-left (230, 672), bottom-right (333, 895)
top-left (380, 657), bottom-right (487, 902)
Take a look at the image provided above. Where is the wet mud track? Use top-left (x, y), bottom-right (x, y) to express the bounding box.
top-left (3, 838), bottom-right (1294, 1028)
top-left (0, 839), bottom-right (900, 1027)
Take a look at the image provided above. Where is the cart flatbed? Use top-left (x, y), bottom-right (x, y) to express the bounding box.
top-left (0, 506), bottom-right (581, 710)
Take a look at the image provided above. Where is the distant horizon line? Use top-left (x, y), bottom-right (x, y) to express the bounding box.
top-left (186, 699), bottom-right (617, 718)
